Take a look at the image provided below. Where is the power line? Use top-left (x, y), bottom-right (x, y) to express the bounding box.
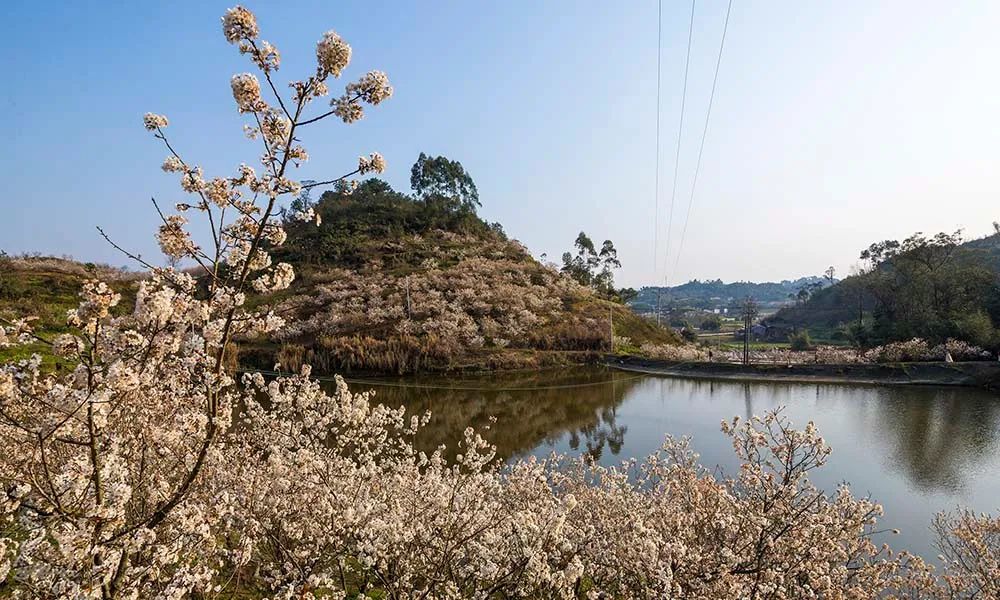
top-left (652, 0), bottom-right (663, 275)
top-left (663, 0), bottom-right (697, 284)
top-left (671, 0), bottom-right (734, 282)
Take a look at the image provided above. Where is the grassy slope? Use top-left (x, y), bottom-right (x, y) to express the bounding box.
top-left (244, 229), bottom-right (680, 374)
top-left (0, 257), bottom-right (137, 370)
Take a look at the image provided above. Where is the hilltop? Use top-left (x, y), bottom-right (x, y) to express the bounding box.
top-left (245, 170), bottom-right (679, 374)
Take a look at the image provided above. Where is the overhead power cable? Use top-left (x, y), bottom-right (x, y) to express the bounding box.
top-left (671, 0), bottom-right (734, 282)
top-left (662, 0), bottom-right (697, 284)
top-left (652, 0), bottom-right (663, 275)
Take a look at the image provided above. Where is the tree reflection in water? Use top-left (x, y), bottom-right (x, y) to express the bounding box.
top-left (867, 386), bottom-right (1000, 493)
top-left (325, 367), bottom-right (638, 461)
top-left (324, 368), bottom-right (1000, 495)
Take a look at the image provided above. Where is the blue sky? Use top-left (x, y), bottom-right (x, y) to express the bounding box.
top-left (3, 1), bottom-right (1000, 287)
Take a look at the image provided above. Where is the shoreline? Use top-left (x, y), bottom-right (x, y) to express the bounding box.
top-left (604, 355), bottom-right (1000, 389)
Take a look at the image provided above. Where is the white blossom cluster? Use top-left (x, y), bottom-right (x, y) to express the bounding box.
top-left (142, 112), bottom-right (168, 131)
top-left (638, 342), bottom-right (709, 362)
top-left (315, 31), bottom-right (351, 78)
top-left (329, 69), bottom-right (394, 124)
top-left (347, 69), bottom-right (393, 105)
top-left (221, 5), bottom-right (258, 43)
top-left (357, 151), bottom-right (386, 175)
top-left (230, 72), bottom-right (263, 113)
top-left (863, 338), bottom-right (992, 363)
top-left (666, 340), bottom-right (994, 366)
top-left (156, 214), bottom-right (195, 259)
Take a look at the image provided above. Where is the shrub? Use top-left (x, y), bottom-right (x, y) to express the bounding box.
top-left (954, 311), bottom-right (997, 350)
top-left (863, 338), bottom-right (991, 363)
top-left (788, 329), bottom-right (812, 351)
top-left (863, 338), bottom-right (933, 363)
top-left (700, 315), bottom-right (722, 331)
top-left (930, 338), bottom-right (992, 361)
top-left (639, 343), bottom-right (707, 362)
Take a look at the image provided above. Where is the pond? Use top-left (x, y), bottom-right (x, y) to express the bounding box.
top-left (327, 365), bottom-right (1000, 562)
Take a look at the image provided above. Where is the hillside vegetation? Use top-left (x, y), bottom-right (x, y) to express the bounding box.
top-left (1, 158), bottom-right (680, 376)
top-left (0, 255), bottom-right (138, 369)
top-left (250, 172), bottom-right (679, 373)
top-left (767, 229), bottom-right (1000, 348)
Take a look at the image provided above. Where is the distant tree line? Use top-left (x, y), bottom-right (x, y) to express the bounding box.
top-left (853, 230), bottom-right (1000, 348)
top-left (632, 276), bottom-right (834, 314)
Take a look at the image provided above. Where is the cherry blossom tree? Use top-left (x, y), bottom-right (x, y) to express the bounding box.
top-left (0, 6), bottom-right (392, 596)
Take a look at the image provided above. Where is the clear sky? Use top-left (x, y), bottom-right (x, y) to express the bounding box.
top-left (3, 1), bottom-right (999, 288)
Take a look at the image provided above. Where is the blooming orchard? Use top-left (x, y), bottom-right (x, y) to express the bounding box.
top-left (1, 6), bottom-right (998, 599)
top-left (276, 233), bottom-right (594, 356)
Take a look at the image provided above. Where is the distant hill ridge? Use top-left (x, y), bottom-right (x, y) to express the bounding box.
top-left (632, 276), bottom-right (833, 312)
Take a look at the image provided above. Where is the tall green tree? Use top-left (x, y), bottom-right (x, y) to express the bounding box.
top-left (594, 240), bottom-right (621, 295)
top-left (561, 232), bottom-right (625, 300)
top-left (410, 152), bottom-right (480, 212)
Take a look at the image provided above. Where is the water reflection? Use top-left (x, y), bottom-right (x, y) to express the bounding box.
top-left (866, 387), bottom-right (1000, 493)
top-left (331, 367), bottom-right (1000, 560)
top-left (343, 367), bottom-right (641, 461)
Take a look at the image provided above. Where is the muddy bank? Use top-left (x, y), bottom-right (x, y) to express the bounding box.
top-left (605, 356), bottom-right (1000, 389)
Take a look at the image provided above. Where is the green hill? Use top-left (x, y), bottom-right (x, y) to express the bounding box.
top-left (244, 176), bottom-right (680, 374)
top-left (765, 230), bottom-right (1000, 348)
top-left (0, 256), bottom-right (138, 369)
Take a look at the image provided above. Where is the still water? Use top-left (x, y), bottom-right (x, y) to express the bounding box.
top-left (331, 366), bottom-right (1000, 561)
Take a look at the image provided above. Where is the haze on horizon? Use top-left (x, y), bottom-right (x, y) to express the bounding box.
top-left (2, 0), bottom-right (999, 288)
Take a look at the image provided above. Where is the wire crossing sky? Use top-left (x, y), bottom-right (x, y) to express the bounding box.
top-left (2, 1), bottom-right (1000, 287)
top-left (661, 0), bottom-right (697, 288)
top-left (670, 0), bottom-right (734, 285)
top-left (652, 0), bottom-right (663, 278)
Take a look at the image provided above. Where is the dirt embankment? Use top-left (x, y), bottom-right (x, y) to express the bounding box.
top-left (605, 356), bottom-right (1000, 389)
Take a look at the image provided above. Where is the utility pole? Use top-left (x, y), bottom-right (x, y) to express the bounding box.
top-left (656, 288), bottom-right (661, 326)
top-left (609, 304), bottom-right (614, 352)
top-left (741, 296), bottom-right (758, 366)
top-left (743, 310), bottom-right (749, 366)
